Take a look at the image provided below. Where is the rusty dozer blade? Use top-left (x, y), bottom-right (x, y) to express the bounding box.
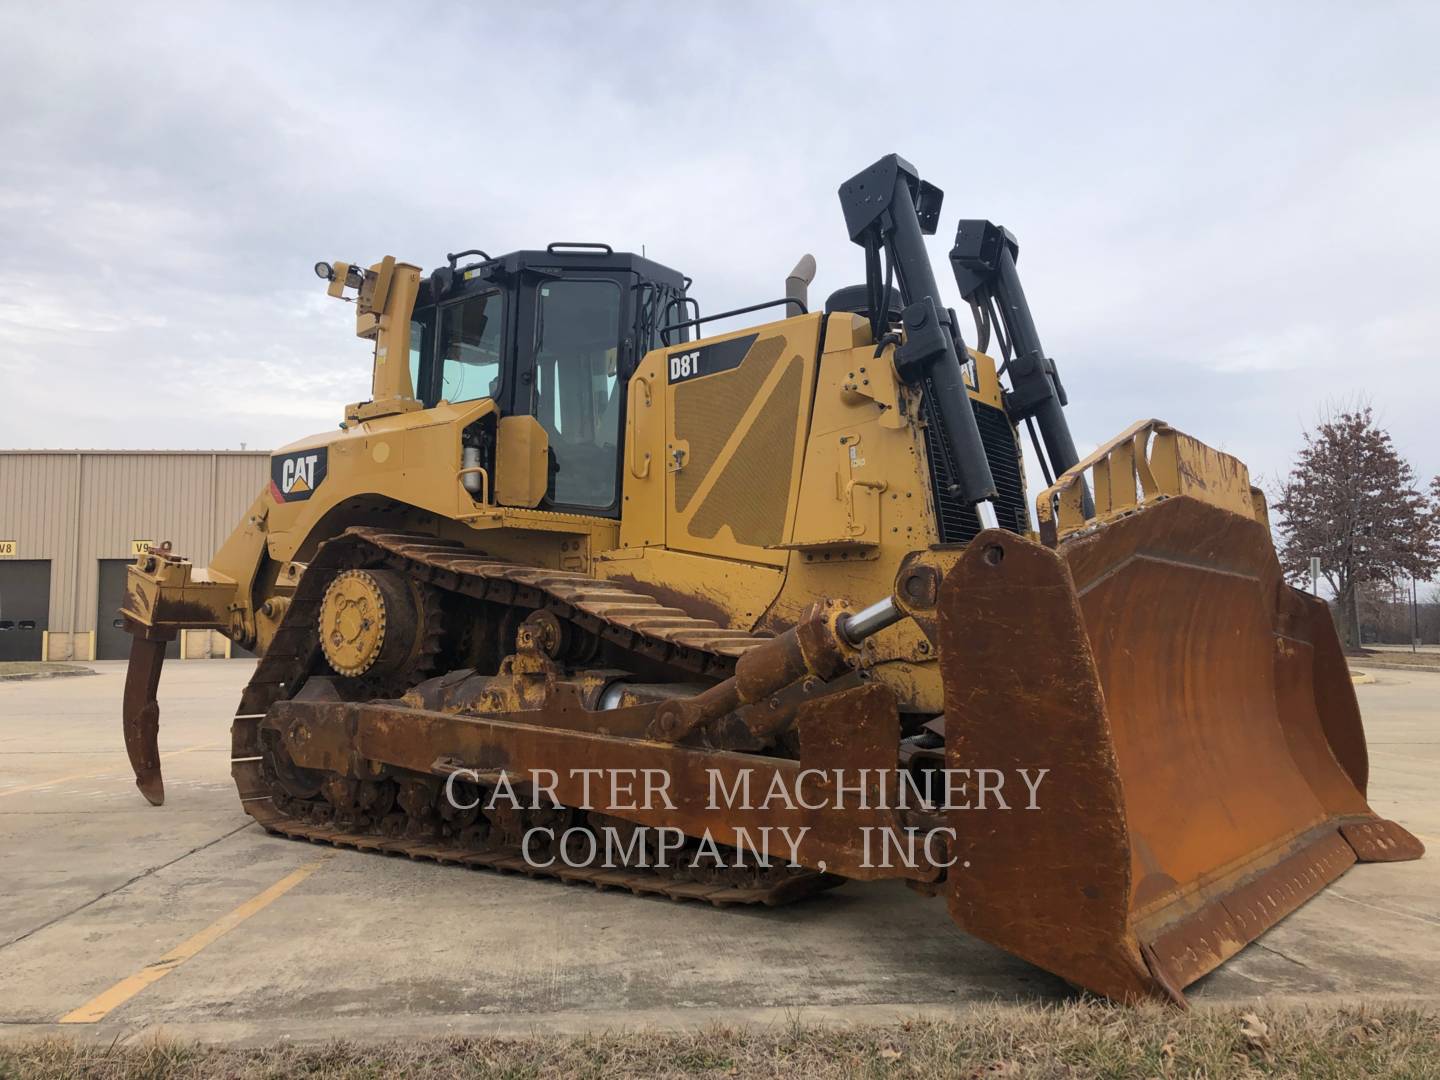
top-left (122, 628), bottom-right (172, 806)
top-left (935, 495), bottom-right (1422, 1005)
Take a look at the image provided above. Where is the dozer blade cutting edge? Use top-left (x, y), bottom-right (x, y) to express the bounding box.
top-left (933, 492), bottom-right (1422, 1005)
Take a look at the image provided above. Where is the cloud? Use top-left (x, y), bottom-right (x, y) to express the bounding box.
top-left (1, 1), bottom-right (1437, 495)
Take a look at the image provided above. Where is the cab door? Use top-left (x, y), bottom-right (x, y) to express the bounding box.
top-left (520, 275), bottom-right (627, 516)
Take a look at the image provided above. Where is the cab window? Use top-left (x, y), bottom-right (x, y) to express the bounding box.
top-left (532, 279), bottom-right (622, 509)
top-left (408, 314), bottom-right (432, 404)
top-left (439, 292), bottom-right (503, 404)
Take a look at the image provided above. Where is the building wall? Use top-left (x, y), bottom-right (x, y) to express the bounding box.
top-left (0, 451), bottom-right (268, 659)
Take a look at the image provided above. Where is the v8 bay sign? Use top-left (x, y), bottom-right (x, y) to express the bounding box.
top-left (270, 447), bottom-right (328, 503)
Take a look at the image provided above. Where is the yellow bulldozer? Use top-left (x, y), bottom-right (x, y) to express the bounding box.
top-left (120, 154), bottom-right (1421, 1005)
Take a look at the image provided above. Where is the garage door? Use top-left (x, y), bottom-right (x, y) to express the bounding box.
top-left (97, 559), bottom-right (180, 660)
top-left (0, 560), bottom-right (51, 661)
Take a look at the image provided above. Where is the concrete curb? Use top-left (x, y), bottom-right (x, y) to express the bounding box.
top-left (1350, 670), bottom-right (1377, 685)
top-left (4, 993), bottom-right (1438, 1047)
top-left (0, 668), bottom-right (98, 682)
top-left (1348, 660), bottom-right (1440, 675)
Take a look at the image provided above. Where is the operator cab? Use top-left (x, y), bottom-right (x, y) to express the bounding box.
top-left (408, 244), bottom-right (690, 518)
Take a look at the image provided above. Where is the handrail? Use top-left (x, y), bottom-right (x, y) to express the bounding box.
top-left (659, 297), bottom-right (807, 345)
top-left (546, 242), bottom-right (614, 254)
top-left (628, 376), bottom-right (653, 479)
top-left (659, 296), bottom-right (700, 345)
top-left (457, 465), bottom-right (490, 506)
top-left (446, 249), bottom-right (491, 268)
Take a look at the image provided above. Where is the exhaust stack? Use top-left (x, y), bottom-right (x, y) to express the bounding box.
top-left (786, 254), bottom-right (816, 315)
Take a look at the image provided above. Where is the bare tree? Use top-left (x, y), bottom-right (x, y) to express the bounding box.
top-left (1272, 407), bottom-right (1438, 651)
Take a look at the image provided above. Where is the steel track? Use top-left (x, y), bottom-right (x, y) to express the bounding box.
top-left (231, 527), bottom-right (836, 908)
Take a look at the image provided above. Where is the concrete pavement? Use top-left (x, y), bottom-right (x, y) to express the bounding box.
top-left (1, 660), bottom-right (1436, 1044)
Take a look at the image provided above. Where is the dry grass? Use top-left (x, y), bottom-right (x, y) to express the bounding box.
top-left (3, 1002), bottom-right (1438, 1079)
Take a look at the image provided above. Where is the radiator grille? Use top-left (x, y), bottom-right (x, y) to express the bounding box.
top-left (689, 357), bottom-right (803, 548)
top-left (673, 336), bottom-right (786, 514)
top-left (920, 382), bottom-right (1030, 544)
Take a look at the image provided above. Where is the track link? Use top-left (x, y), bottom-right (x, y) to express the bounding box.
top-left (232, 527), bottom-right (833, 909)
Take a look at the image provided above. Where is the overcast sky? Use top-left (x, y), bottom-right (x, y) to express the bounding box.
top-left (2, 3), bottom-right (1437, 498)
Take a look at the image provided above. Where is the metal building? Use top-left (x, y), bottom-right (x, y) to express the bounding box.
top-left (0, 450), bottom-right (268, 661)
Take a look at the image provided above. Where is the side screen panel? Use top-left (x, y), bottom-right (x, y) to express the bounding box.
top-left (661, 316), bottom-right (821, 567)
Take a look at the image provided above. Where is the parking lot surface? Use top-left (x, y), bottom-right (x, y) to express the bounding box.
top-left (1, 660), bottom-right (1436, 1044)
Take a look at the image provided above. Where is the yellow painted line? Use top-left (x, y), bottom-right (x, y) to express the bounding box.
top-left (0, 744), bottom-right (219, 799)
top-left (59, 856), bottom-right (330, 1024)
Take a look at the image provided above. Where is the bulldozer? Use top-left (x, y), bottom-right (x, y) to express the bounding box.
top-left (120, 154), bottom-right (1421, 1005)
